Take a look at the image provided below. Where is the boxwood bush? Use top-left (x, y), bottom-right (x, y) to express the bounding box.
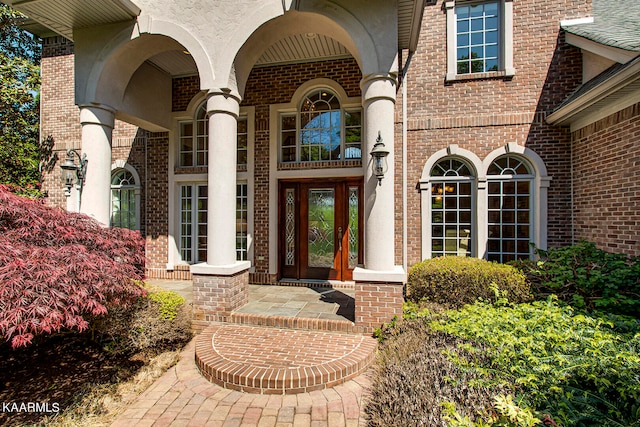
top-left (407, 256), bottom-right (531, 308)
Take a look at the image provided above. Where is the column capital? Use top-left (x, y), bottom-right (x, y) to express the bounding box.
top-left (360, 73), bottom-right (397, 105)
top-left (206, 89), bottom-right (241, 118)
top-left (79, 103), bottom-right (116, 129)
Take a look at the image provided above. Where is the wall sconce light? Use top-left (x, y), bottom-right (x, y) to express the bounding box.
top-left (369, 131), bottom-right (389, 186)
top-left (60, 149), bottom-right (87, 197)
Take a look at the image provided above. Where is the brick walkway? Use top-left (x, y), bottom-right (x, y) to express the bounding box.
top-left (110, 338), bottom-right (374, 427)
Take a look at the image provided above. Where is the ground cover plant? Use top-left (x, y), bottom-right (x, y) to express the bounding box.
top-left (368, 254), bottom-right (640, 427)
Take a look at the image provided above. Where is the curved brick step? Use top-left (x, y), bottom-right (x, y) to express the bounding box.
top-left (229, 312), bottom-right (365, 334)
top-left (195, 323), bottom-right (377, 394)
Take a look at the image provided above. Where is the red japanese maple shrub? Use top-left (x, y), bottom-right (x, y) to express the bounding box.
top-left (0, 185), bottom-right (146, 348)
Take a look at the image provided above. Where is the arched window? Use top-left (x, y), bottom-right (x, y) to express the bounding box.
top-left (486, 155), bottom-right (534, 262)
top-left (280, 88), bottom-right (361, 163)
top-left (430, 158), bottom-right (474, 257)
top-left (111, 168), bottom-right (139, 230)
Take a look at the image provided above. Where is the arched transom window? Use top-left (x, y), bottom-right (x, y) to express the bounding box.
top-left (430, 158), bottom-right (474, 257)
top-left (280, 88), bottom-right (361, 163)
top-left (486, 155), bottom-right (534, 262)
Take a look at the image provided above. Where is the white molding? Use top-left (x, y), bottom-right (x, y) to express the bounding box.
top-left (560, 17), bottom-right (594, 27)
top-left (190, 261), bottom-right (251, 276)
top-left (546, 57), bottom-right (640, 130)
top-left (445, 0), bottom-right (515, 81)
top-left (565, 33), bottom-right (638, 65)
top-left (419, 144), bottom-right (550, 260)
top-left (353, 266), bottom-right (406, 283)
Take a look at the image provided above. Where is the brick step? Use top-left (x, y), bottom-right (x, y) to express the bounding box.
top-left (228, 311), bottom-right (366, 334)
top-left (195, 323), bottom-right (378, 394)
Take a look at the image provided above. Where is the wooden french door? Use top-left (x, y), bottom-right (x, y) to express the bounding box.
top-left (279, 178), bottom-right (363, 281)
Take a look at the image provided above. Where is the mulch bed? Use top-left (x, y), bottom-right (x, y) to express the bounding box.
top-left (0, 334), bottom-right (144, 426)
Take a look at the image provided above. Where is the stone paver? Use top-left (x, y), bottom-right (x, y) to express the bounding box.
top-left (110, 339), bottom-right (373, 427)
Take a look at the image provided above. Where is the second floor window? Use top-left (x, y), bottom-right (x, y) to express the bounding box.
top-left (456, 2), bottom-right (499, 74)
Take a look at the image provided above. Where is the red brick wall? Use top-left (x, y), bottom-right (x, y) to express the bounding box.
top-left (571, 103), bottom-right (640, 256)
top-left (41, 37), bottom-right (156, 269)
top-left (400, 0), bottom-right (586, 267)
top-left (144, 132), bottom-right (170, 271)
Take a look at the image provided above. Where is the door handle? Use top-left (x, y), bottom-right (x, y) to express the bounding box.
top-left (337, 226), bottom-right (343, 252)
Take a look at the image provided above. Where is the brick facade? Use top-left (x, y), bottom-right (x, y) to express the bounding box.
top-left (401, 1), bottom-right (585, 265)
top-left (192, 270), bottom-right (249, 322)
top-left (572, 103), bottom-right (640, 256)
top-left (38, 0), bottom-right (637, 297)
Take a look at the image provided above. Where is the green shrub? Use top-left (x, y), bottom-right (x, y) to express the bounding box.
top-left (148, 290), bottom-right (185, 321)
top-left (515, 241), bottom-right (640, 317)
top-left (443, 395), bottom-right (542, 427)
top-left (407, 256), bottom-right (531, 309)
top-left (430, 298), bottom-right (640, 426)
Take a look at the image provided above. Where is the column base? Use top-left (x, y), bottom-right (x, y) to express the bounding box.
top-left (353, 266), bottom-right (406, 333)
top-left (191, 261), bottom-right (251, 322)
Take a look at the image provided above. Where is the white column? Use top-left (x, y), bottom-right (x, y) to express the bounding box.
top-left (79, 104), bottom-right (115, 226)
top-left (354, 73), bottom-right (405, 281)
top-left (194, 89), bottom-right (251, 273)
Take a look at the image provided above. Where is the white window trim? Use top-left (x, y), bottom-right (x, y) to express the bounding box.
top-left (110, 160), bottom-right (141, 231)
top-left (167, 102), bottom-right (255, 270)
top-left (275, 78), bottom-right (362, 164)
top-left (419, 143), bottom-right (549, 261)
top-left (445, 0), bottom-right (515, 81)
top-left (419, 145), bottom-right (483, 260)
top-left (482, 143), bottom-right (550, 254)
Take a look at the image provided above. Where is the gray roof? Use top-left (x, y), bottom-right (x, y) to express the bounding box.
top-left (563, 0), bottom-right (640, 51)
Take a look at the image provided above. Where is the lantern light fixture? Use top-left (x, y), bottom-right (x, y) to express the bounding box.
top-left (60, 149), bottom-right (87, 197)
top-left (369, 131), bottom-right (389, 186)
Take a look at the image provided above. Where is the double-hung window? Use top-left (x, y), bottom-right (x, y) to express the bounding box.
top-left (446, 0), bottom-right (514, 80)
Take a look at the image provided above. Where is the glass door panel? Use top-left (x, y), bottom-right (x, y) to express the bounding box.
top-left (307, 189), bottom-right (335, 268)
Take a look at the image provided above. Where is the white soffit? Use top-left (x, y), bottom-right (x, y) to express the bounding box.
top-left (8, 0), bottom-right (140, 40)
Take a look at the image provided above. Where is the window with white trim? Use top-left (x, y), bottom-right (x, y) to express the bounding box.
top-left (179, 183), bottom-right (249, 264)
top-left (280, 88), bottom-right (361, 163)
top-left (446, 0), bottom-right (514, 80)
top-left (486, 155), bottom-right (533, 262)
top-left (430, 158), bottom-right (474, 257)
top-left (110, 168), bottom-right (138, 230)
top-left (237, 116), bottom-right (248, 167)
top-left (179, 103), bottom-right (248, 168)
top-left (179, 102), bottom-right (208, 167)
top-left (236, 182), bottom-right (248, 261)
